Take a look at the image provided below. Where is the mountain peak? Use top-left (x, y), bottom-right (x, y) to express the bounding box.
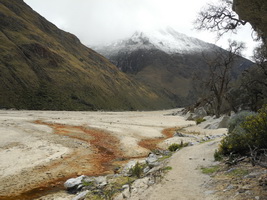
top-left (93, 28), bottom-right (214, 57)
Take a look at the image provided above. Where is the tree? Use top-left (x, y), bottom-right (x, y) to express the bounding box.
top-left (194, 0), bottom-right (247, 38)
top-left (201, 40), bottom-right (245, 117)
top-left (194, 0), bottom-right (267, 114)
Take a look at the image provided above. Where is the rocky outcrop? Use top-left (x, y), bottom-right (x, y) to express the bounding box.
top-left (233, 0), bottom-right (267, 44)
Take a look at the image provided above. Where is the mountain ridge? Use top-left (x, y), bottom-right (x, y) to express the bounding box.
top-left (92, 28), bottom-right (216, 57)
top-left (0, 0), bottom-right (174, 110)
top-left (93, 28), bottom-right (254, 107)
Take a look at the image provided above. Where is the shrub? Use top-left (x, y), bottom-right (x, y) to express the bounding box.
top-left (130, 162), bottom-right (143, 178)
top-left (219, 106), bottom-right (267, 156)
top-left (195, 117), bottom-right (206, 125)
top-left (168, 141), bottom-right (188, 152)
top-left (214, 150), bottom-right (223, 161)
top-left (168, 143), bottom-right (180, 152)
top-left (242, 105), bottom-right (267, 150)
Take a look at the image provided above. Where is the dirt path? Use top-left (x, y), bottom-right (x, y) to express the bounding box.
top-left (129, 139), bottom-right (221, 200)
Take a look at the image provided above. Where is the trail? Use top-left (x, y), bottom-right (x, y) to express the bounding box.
top-left (129, 139), bottom-right (220, 200)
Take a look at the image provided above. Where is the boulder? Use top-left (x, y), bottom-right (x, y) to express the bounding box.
top-left (146, 153), bottom-right (160, 167)
top-left (64, 175), bottom-right (87, 194)
top-left (194, 107), bottom-right (207, 119)
top-left (218, 115), bottom-right (230, 128)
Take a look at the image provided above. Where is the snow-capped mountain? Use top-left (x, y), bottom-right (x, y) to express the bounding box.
top-left (93, 27), bottom-right (214, 57)
top-left (91, 28), bottom-right (253, 107)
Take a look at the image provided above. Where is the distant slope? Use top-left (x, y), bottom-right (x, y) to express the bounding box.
top-left (0, 0), bottom-right (175, 110)
top-left (93, 29), bottom-right (254, 106)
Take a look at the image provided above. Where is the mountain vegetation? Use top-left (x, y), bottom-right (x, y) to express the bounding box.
top-left (0, 0), bottom-right (175, 110)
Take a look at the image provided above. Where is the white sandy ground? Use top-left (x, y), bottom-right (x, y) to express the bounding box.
top-left (0, 109), bottom-right (227, 199)
top-left (0, 108), bottom-right (194, 174)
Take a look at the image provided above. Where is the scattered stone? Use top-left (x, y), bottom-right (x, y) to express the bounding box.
top-left (143, 166), bottom-right (150, 174)
top-left (94, 176), bottom-right (107, 188)
top-left (72, 190), bottom-right (89, 200)
top-left (226, 168), bottom-right (236, 174)
top-left (146, 153), bottom-right (160, 167)
top-left (205, 190), bottom-right (216, 195)
top-left (173, 132), bottom-right (185, 137)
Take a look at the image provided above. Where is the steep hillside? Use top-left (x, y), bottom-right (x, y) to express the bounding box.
top-left (0, 0), bottom-right (174, 110)
top-left (93, 29), bottom-right (253, 106)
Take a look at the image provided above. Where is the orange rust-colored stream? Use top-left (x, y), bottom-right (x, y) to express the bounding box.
top-left (34, 120), bottom-right (125, 176)
top-left (0, 122), bottom-right (177, 200)
top-left (138, 127), bottom-right (177, 150)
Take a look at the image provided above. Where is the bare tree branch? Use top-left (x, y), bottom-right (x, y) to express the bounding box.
top-left (194, 0), bottom-right (247, 38)
top-left (201, 40), bottom-right (245, 117)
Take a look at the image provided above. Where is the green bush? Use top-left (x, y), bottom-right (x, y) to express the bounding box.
top-left (219, 106), bottom-right (267, 156)
top-left (214, 150), bottom-right (223, 161)
top-left (195, 117), bottom-right (206, 125)
top-left (168, 143), bottom-right (180, 152)
top-left (130, 162), bottom-right (143, 178)
top-left (242, 105), bottom-right (267, 150)
top-left (168, 141), bottom-right (188, 152)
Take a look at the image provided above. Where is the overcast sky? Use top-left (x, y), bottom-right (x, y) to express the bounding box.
top-left (24, 0), bottom-right (259, 59)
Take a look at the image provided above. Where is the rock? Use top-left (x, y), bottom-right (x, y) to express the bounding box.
top-left (143, 166), bottom-right (150, 174)
top-left (121, 160), bottom-right (137, 175)
top-left (64, 175), bottom-right (87, 194)
top-left (130, 177), bottom-right (150, 195)
top-left (72, 190), bottom-right (89, 200)
top-left (112, 185), bottom-right (130, 200)
top-left (194, 107), bottom-right (207, 119)
top-left (94, 176), bottom-right (107, 188)
top-left (146, 153), bottom-right (160, 167)
top-left (173, 132), bottom-right (185, 137)
top-left (187, 113), bottom-right (194, 121)
top-left (218, 115), bottom-right (230, 128)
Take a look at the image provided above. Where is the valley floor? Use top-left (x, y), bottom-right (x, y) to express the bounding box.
top-left (0, 109), bottom-right (227, 200)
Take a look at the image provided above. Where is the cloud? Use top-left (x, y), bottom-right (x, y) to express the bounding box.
top-left (24, 0), bottom-right (259, 58)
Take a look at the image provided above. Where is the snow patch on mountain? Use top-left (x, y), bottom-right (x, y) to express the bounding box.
top-left (92, 27), bottom-right (214, 57)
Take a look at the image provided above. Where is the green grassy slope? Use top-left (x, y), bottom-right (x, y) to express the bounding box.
top-left (0, 0), bottom-right (174, 110)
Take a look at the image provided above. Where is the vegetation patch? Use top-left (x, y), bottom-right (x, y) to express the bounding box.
top-left (226, 168), bottom-right (249, 177)
top-left (195, 117), bottom-right (206, 125)
top-left (168, 141), bottom-right (189, 152)
top-left (163, 166), bottom-right (172, 171)
top-left (218, 107), bottom-right (267, 158)
top-left (129, 162), bottom-right (145, 178)
top-left (201, 165), bottom-right (220, 175)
